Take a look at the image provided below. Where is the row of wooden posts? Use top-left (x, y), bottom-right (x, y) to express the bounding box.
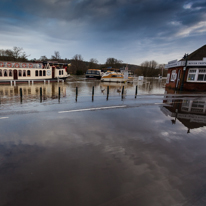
top-left (18, 86), bottom-right (138, 103)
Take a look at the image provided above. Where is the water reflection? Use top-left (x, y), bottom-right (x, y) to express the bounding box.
top-left (161, 91), bottom-right (206, 133)
top-left (0, 83), bottom-right (67, 105)
top-left (0, 77), bottom-right (166, 105)
top-left (1, 93), bottom-right (206, 205)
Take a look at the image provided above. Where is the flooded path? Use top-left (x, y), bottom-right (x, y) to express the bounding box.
top-left (1, 77), bottom-right (206, 205)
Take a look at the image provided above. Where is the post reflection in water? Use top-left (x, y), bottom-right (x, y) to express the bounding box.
top-left (0, 83), bottom-right (67, 104)
top-left (0, 77), bottom-right (167, 105)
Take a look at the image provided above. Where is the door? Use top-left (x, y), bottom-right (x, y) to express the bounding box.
top-left (13, 70), bottom-right (18, 80)
top-left (176, 69), bottom-right (181, 89)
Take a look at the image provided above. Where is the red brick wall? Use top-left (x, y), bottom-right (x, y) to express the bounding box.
top-left (166, 67), bottom-right (206, 91)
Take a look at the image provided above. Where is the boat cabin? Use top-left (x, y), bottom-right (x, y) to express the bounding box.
top-left (0, 61), bottom-right (69, 83)
top-left (85, 69), bottom-right (102, 79)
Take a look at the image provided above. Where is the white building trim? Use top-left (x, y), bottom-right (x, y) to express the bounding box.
top-left (165, 58), bottom-right (206, 69)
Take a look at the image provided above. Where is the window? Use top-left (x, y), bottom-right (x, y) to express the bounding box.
top-left (23, 70), bottom-right (26, 77)
top-left (187, 69), bottom-right (197, 81)
top-left (59, 70), bottom-right (61, 75)
top-left (0, 69), bottom-right (2, 76)
top-left (35, 70), bottom-right (38, 76)
top-left (43, 70), bottom-right (46, 76)
top-left (188, 74), bottom-right (196, 81)
top-left (187, 68), bottom-right (206, 82)
top-left (198, 74), bottom-right (204, 81)
top-left (9, 70), bottom-right (12, 77)
top-left (39, 70), bottom-right (42, 76)
top-left (170, 70), bottom-right (177, 81)
top-left (19, 70), bottom-right (22, 77)
top-left (27, 70), bottom-right (31, 76)
top-left (4, 70), bottom-right (8, 77)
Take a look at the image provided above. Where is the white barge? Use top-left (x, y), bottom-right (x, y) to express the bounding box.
top-left (0, 61), bottom-right (70, 84)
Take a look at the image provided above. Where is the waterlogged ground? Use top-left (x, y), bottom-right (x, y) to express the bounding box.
top-left (1, 77), bottom-right (206, 206)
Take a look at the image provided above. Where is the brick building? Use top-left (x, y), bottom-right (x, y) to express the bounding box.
top-left (165, 45), bottom-right (206, 91)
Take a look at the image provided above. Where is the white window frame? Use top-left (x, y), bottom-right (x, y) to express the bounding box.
top-left (187, 68), bottom-right (206, 82)
top-left (170, 70), bottom-right (177, 82)
top-left (166, 73), bottom-right (170, 83)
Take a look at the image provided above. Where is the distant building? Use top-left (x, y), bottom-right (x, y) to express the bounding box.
top-left (165, 45), bottom-right (206, 91)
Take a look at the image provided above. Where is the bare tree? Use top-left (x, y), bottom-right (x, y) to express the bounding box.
top-left (51, 51), bottom-right (61, 60)
top-left (40, 55), bottom-right (48, 61)
top-left (139, 60), bottom-right (158, 77)
top-left (13, 47), bottom-right (23, 59)
top-left (70, 54), bottom-right (86, 75)
top-left (105, 58), bottom-right (123, 68)
top-left (89, 58), bottom-right (99, 69)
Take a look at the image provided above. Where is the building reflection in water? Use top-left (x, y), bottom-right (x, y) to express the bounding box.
top-left (0, 83), bottom-right (67, 104)
top-left (161, 90), bottom-right (206, 133)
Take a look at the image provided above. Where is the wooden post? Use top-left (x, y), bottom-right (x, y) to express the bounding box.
top-left (107, 86), bottom-right (109, 100)
top-left (58, 87), bottom-right (60, 102)
top-left (76, 87), bottom-right (78, 101)
top-left (135, 85), bottom-right (138, 98)
top-left (92, 86), bottom-right (94, 101)
top-left (40, 87), bottom-right (42, 102)
top-left (121, 86), bottom-right (124, 99)
top-left (20, 88), bottom-right (22, 103)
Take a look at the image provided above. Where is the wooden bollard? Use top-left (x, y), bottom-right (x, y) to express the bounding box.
top-left (20, 88), bottom-right (22, 103)
top-left (121, 86), bottom-right (124, 98)
top-left (76, 87), bottom-right (78, 101)
top-left (58, 87), bottom-right (61, 102)
top-left (92, 86), bottom-right (94, 101)
top-left (40, 87), bottom-right (42, 102)
top-left (135, 85), bottom-right (138, 98)
top-left (107, 86), bottom-right (109, 100)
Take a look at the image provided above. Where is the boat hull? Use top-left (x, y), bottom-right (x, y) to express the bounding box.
top-left (101, 78), bottom-right (127, 83)
top-left (86, 75), bottom-right (101, 80)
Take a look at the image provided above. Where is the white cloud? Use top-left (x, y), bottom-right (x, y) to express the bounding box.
top-left (176, 21), bottom-right (206, 37)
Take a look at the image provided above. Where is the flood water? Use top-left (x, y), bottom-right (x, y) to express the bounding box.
top-left (1, 77), bottom-right (206, 206)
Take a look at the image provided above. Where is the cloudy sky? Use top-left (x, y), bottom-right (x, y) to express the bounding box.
top-left (0, 0), bottom-right (205, 65)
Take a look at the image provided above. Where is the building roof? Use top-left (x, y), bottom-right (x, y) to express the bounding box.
top-left (180, 44), bottom-right (206, 61)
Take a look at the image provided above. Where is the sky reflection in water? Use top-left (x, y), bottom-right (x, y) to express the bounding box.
top-left (1, 78), bottom-right (206, 205)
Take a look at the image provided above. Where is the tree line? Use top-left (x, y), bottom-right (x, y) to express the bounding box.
top-left (0, 47), bottom-right (166, 76)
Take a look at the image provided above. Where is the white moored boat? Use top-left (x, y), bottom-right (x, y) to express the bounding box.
top-left (101, 71), bottom-right (132, 83)
top-left (0, 61), bottom-right (70, 83)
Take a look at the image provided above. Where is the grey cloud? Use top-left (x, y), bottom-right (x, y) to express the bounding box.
top-left (0, 0), bottom-right (205, 64)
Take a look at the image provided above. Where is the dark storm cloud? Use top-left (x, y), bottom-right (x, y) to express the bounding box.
top-left (0, 0), bottom-right (205, 63)
top-left (1, 0), bottom-right (205, 37)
